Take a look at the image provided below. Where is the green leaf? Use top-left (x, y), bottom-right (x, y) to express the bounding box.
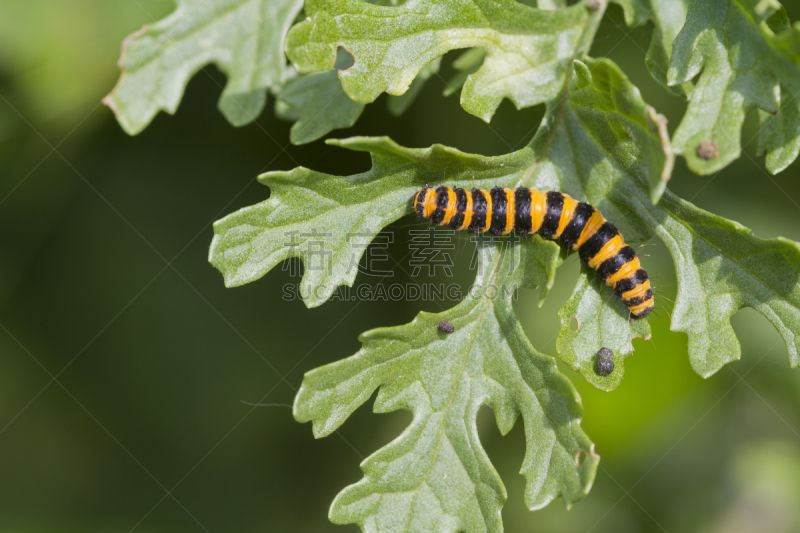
top-left (612, 0), bottom-right (693, 97)
top-left (294, 239), bottom-right (598, 531)
top-left (536, 58), bottom-right (800, 377)
top-left (285, 0), bottom-right (604, 122)
top-left (516, 0), bottom-right (569, 8)
top-left (667, 0), bottom-right (800, 174)
top-left (211, 54), bottom-right (800, 377)
top-left (210, 57), bottom-right (670, 389)
top-left (210, 53), bottom-right (800, 530)
top-left (275, 70), bottom-right (365, 145)
top-left (105, 0), bottom-right (304, 134)
top-left (274, 56), bottom-right (443, 144)
top-left (641, 191), bottom-right (800, 376)
top-left (557, 268), bottom-right (651, 392)
top-left (533, 0), bottom-right (569, 8)
top-left (757, 4), bottom-right (800, 174)
top-left (758, 86), bottom-right (800, 174)
top-left (209, 137), bottom-right (538, 307)
top-left (568, 59), bottom-right (674, 204)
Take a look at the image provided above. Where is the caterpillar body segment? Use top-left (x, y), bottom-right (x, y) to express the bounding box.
top-left (413, 186), bottom-right (654, 318)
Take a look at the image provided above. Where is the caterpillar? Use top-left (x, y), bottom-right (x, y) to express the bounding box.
top-left (412, 186), bottom-right (654, 318)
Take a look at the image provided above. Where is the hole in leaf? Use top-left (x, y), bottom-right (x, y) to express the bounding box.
top-left (569, 315), bottom-right (580, 333)
top-left (334, 46), bottom-right (355, 71)
top-left (574, 450), bottom-right (586, 466)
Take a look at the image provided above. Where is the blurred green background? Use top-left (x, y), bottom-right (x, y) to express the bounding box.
top-left (2, 1), bottom-right (800, 531)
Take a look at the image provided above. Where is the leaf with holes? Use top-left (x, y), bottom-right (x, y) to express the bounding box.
top-left (667, 0), bottom-right (800, 174)
top-left (285, 0), bottom-right (604, 122)
top-left (294, 238), bottom-right (597, 531)
top-left (105, 0), bottom-right (304, 134)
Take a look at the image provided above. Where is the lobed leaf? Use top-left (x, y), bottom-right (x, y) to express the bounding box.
top-left (210, 57), bottom-right (670, 390)
top-left (211, 54), bottom-right (800, 378)
top-left (209, 53), bottom-right (800, 533)
top-left (612, 0), bottom-right (692, 96)
top-left (209, 137), bottom-right (538, 307)
top-left (295, 239), bottom-right (597, 531)
top-left (638, 192), bottom-right (800, 376)
top-left (107, 0), bottom-right (449, 140)
top-left (274, 58), bottom-right (441, 144)
top-left (285, 0), bottom-right (604, 122)
top-left (667, 0), bottom-right (800, 174)
top-left (539, 58), bottom-right (800, 377)
top-left (275, 70), bottom-right (366, 145)
top-left (106, 0), bottom-right (304, 134)
top-left (108, 0), bottom-right (800, 528)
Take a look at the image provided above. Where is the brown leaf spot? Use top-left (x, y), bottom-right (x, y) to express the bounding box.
top-left (696, 140), bottom-right (719, 160)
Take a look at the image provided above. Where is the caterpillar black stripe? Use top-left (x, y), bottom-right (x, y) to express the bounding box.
top-left (413, 186), bottom-right (654, 318)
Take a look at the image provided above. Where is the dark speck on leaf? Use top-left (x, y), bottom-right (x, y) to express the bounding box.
top-left (437, 320), bottom-right (455, 334)
top-left (595, 347), bottom-right (615, 376)
top-left (696, 140), bottom-right (719, 160)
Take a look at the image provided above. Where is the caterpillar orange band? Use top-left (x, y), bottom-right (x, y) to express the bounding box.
top-left (413, 185), bottom-right (653, 318)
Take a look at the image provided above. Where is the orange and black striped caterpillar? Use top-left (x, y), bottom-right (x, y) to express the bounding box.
top-left (413, 186), bottom-right (654, 318)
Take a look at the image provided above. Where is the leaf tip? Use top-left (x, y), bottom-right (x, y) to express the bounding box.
top-left (102, 88), bottom-right (145, 136)
top-left (572, 59), bottom-right (592, 82)
top-left (102, 92), bottom-right (118, 116)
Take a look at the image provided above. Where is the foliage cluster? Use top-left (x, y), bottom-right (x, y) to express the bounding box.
top-left (106, 0), bottom-right (800, 530)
